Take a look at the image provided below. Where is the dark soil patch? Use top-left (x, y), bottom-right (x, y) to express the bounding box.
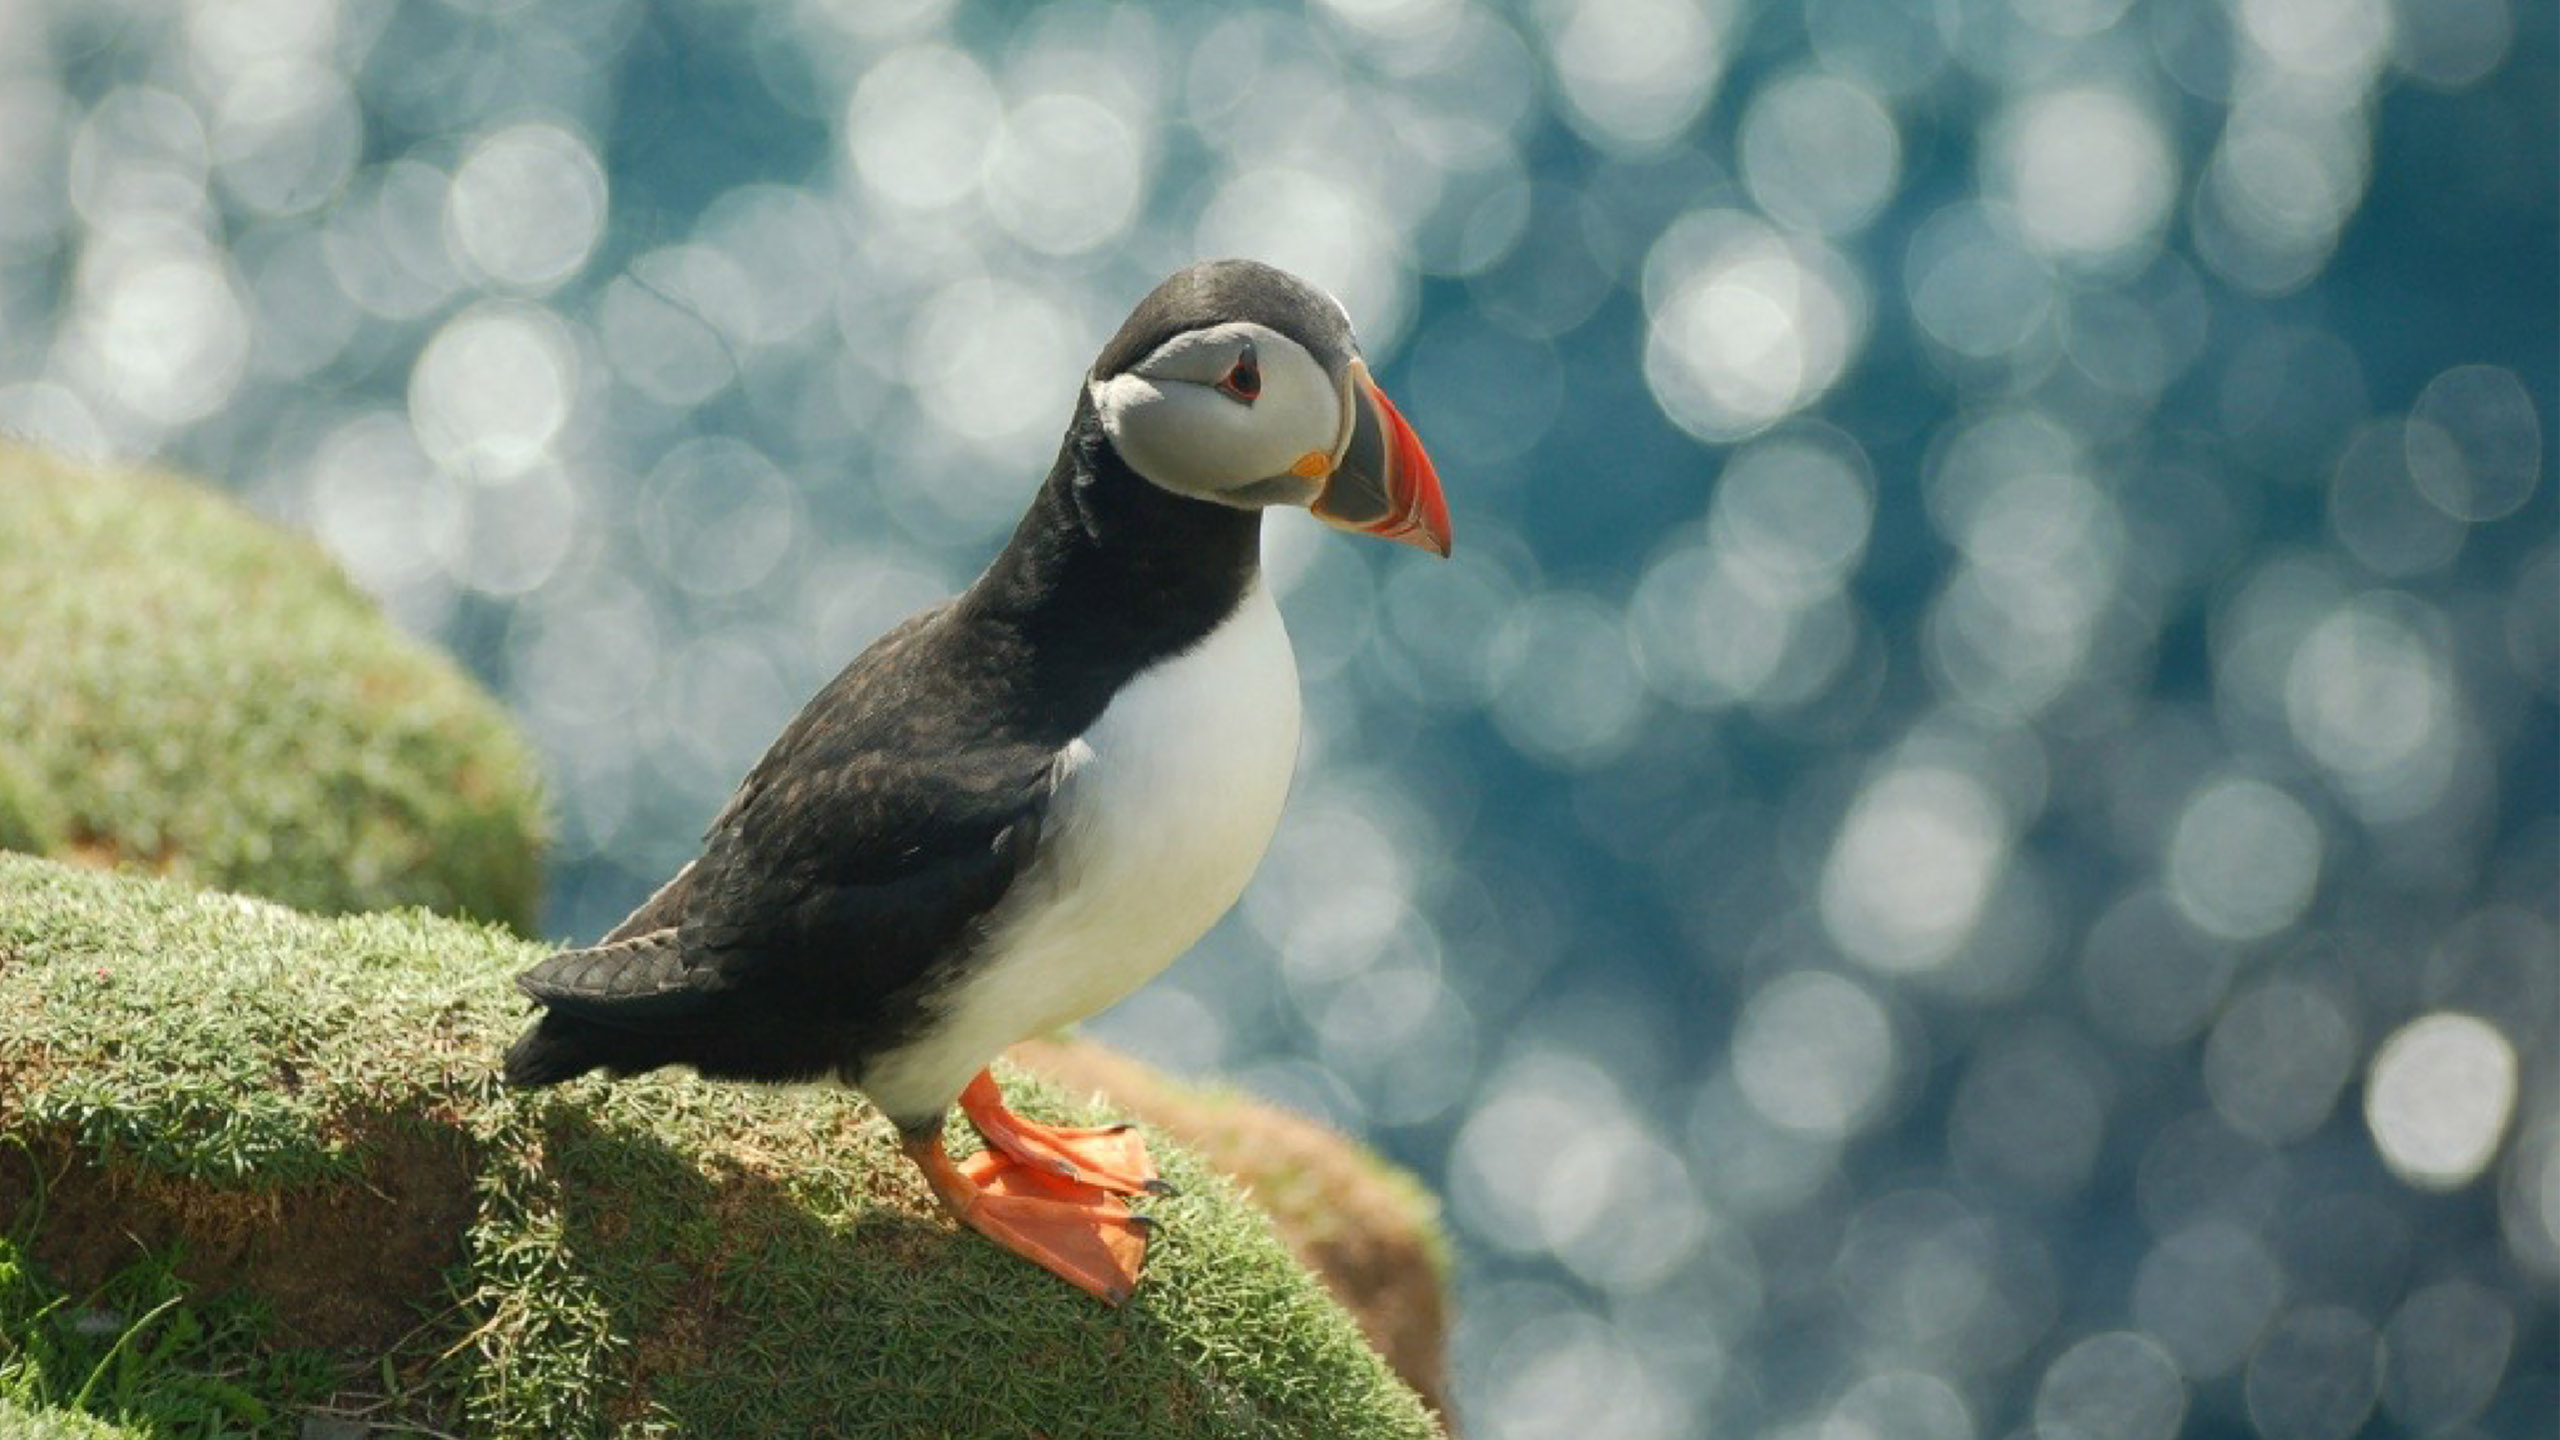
top-left (0, 1117), bottom-right (478, 1353)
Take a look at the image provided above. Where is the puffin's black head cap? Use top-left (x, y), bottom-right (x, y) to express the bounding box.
top-left (1090, 260), bottom-right (1358, 382)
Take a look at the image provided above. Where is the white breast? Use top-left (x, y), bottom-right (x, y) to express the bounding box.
top-left (856, 578), bottom-right (1300, 1120)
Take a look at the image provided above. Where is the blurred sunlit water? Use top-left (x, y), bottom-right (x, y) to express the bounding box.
top-left (3, 0), bottom-right (2551, 1434)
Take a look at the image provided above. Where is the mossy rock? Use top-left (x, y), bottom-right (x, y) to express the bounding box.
top-left (0, 854), bottom-right (1446, 1439)
top-left (1015, 1039), bottom-right (1452, 1416)
top-left (0, 443), bottom-right (545, 932)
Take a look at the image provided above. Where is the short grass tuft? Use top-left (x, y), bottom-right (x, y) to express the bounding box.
top-left (0, 444), bottom-right (547, 932)
top-left (0, 854), bottom-right (1446, 1439)
top-left (0, 1396), bottom-right (150, 1440)
top-left (0, 1231), bottom-right (339, 1437)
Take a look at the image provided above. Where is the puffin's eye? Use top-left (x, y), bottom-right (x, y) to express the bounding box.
top-left (1216, 345), bottom-right (1261, 404)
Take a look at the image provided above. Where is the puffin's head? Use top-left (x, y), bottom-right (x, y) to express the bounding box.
top-left (1087, 260), bottom-right (1451, 556)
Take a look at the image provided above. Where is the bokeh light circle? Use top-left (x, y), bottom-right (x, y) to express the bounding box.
top-left (1644, 209), bottom-right (1865, 441)
top-left (2033, 1330), bottom-right (2187, 1440)
top-left (1822, 764), bottom-right (2009, 974)
top-left (1731, 970), bottom-right (1898, 1138)
top-left (407, 300), bottom-right (579, 477)
top-left (1992, 86), bottom-right (2177, 271)
top-left (2165, 776), bottom-right (2322, 941)
top-left (2362, 1012), bottom-right (2518, 1190)
top-left (2204, 979), bottom-right (2357, 1145)
top-left (2408, 363), bottom-right (2542, 522)
top-left (446, 122), bottom-right (607, 292)
top-left (986, 92), bottom-right (1146, 257)
top-left (1542, 0), bottom-right (1732, 154)
top-left (2245, 1306), bottom-right (2383, 1440)
top-left (1740, 70), bottom-right (1902, 235)
top-left (846, 45), bottom-right (1000, 213)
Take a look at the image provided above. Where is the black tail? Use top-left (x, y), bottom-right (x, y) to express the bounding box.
top-left (502, 1013), bottom-right (601, 1086)
top-left (502, 929), bottom-right (715, 1087)
top-left (503, 1009), bottom-right (706, 1086)
top-left (500, 928), bottom-right (846, 1089)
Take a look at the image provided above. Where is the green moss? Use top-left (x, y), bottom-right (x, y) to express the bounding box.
top-left (0, 855), bottom-right (1445, 1439)
top-left (0, 744), bottom-right (65, 857)
top-left (0, 444), bottom-right (546, 932)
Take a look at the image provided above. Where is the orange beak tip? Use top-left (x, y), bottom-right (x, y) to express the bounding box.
top-left (1374, 380), bottom-right (1453, 557)
top-left (1313, 362), bottom-right (1452, 555)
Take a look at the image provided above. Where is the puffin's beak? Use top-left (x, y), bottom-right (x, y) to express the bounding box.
top-left (1311, 359), bottom-right (1452, 557)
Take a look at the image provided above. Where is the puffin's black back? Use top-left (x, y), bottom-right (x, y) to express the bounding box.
top-left (503, 367), bottom-right (1267, 1105)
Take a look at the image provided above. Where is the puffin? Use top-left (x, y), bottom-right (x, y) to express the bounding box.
top-left (501, 259), bottom-right (1450, 1304)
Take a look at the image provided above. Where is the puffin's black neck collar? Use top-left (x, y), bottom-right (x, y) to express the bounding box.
top-left (953, 393), bottom-right (1263, 734)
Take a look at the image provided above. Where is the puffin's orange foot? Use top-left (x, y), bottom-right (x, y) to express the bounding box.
top-left (903, 1128), bottom-right (1152, 1304)
top-left (958, 1069), bottom-right (1173, 1198)
top-left (965, 1188), bottom-right (1153, 1305)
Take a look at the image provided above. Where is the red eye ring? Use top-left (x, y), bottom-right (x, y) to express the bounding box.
top-left (1218, 345), bottom-right (1261, 403)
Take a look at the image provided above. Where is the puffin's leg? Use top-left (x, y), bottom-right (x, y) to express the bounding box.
top-left (956, 1070), bottom-right (1173, 1197)
top-left (899, 1126), bottom-right (1152, 1305)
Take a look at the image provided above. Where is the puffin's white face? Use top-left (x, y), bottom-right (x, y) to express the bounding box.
top-left (1088, 321), bottom-right (1347, 512)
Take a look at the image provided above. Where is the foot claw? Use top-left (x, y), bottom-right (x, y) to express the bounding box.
top-left (1142, 1178), bottom-right (1179, 1197)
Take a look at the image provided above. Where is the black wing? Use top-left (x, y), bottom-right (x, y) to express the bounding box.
top-left (507, 603), bottom-right (1066, 1085)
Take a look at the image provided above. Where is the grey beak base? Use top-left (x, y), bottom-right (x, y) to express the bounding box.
top-left (1311, 382), bottom-right (1395, 529)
